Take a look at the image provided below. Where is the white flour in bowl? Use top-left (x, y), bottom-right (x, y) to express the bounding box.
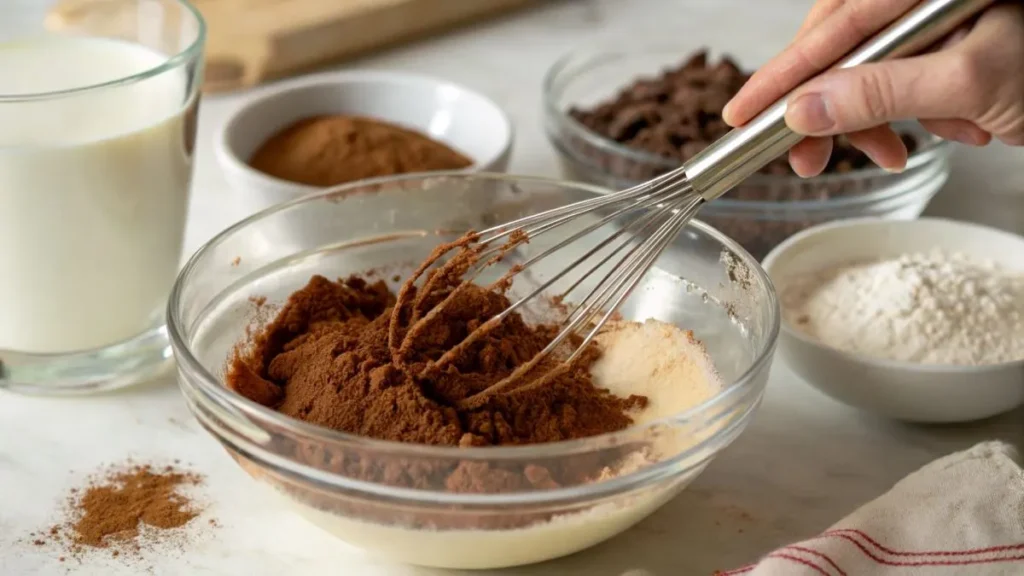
top-left (782, 250), bottom-right (1024, 365)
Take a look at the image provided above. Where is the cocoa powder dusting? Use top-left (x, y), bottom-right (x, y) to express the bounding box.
top-left (227, 238), bottom-right (649, 496)
top-left (34, 463), bottom-right (207, 562)
top-left (229, 274), bottom-right (645, 447)
top-left (71, 465), bottom-right (200, 548)
top-left (248, 115), bottom-right (473, 187)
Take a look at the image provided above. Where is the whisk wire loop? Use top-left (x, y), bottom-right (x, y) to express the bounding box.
top-left (400, 171), bottom-right (699, 382)
top-left (397, 0), bottom-right (995, 403)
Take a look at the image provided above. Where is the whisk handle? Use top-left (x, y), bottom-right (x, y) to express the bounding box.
top-left (683, 0), bottom-right (996, 202)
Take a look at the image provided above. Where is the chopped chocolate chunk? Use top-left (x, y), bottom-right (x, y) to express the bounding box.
top-left (563, 49), bottom-right (924, 259)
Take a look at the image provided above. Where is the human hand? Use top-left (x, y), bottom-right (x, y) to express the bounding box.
top-left (722, 0), bottom-right (1024, 177)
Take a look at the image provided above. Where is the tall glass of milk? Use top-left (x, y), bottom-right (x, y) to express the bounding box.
top-left (0, 1), bottom-right (205, 392)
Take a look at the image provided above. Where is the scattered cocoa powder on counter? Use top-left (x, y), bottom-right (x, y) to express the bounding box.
top-left (248, 115), bottom-right (473, 187)
top-left (32, 462), bottom-right (208, 562)
top-left (70, 465), bottom-right (200, 549)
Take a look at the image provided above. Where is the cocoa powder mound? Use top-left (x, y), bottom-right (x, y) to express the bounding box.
top-left (228, 273), bottom-right (647, 448)
top-left (225, 235), bottom-right (654, 506)
top-left (248, 115), bottom-right (473, 187)
top-left (35, 463), bottom-right (206, 560)
top-left (70, 465), bottom-right (201, 548)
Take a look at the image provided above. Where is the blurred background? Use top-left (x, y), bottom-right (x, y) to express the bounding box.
top-left (7, 0), bottom-right (1023, 236)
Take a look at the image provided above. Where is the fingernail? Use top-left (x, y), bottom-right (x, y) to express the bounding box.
top-left (786, 93), bottom-right (835, 134)
top-left (871, 155), bottom-right (906, 174)
top-left (722, 100), bottom-right (735, 123)
top-left (859, 149), bottom-right (905, 174)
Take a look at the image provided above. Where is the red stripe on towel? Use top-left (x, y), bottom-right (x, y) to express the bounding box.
top-left (825, 533), bottom-right (1024, 567)
top-left (786, 545), bottom-right (848, 576)
top-left (717, 529), bottom-right (1024, 574)
top-left (824, 529), bottom-right (1024, 557)
top-left (765, 552), bottom-right (833, 576)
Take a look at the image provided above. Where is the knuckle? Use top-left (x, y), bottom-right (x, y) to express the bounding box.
top-left (807, 0), bottom-right (844, 25)
top-left (793, 39), bottom-right (832, 73)
top-left (855, 70), bottom-right (897, 123)
top-left (998, 120), bottom-right (1024, 146)
top-left (843, 2), bottom-right (875, 40)
top-left (945, 51), bottom-right (989, 114)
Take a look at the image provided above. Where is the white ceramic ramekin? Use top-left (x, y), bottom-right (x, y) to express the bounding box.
top-left (216, 70), bottom-right (514, 215)
top-left (763, 217), bottom-right (1024, 423)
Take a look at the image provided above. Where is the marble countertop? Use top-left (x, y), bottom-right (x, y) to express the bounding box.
top-left (3, 1), bottom-right (1023, 574)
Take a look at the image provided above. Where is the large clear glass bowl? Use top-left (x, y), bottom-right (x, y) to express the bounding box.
top-left (543, 47), bottom-right (953, 261)
top-left (167, 173), bottom-right (779, 569)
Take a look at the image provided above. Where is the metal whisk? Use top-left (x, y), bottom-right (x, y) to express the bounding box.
top-left (391, 0), bottom-right (994, 405)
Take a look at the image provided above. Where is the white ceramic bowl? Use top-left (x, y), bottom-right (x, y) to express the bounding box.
top-left (216, 70), bottom-right (514, 215)
top-left (763, 217), bottom-right (1024, 423)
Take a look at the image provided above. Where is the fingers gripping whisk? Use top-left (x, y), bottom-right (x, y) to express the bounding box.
top-left (387, 0), bottom-right (992, 406)
top-left (386, 168), bottom-right (703, 405)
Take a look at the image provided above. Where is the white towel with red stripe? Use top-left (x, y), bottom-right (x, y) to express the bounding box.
top-left (723, 441), bottom-right (1024, 576)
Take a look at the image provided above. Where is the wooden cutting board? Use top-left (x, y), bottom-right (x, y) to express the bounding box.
top-left (45, 0), bottom-right (535, 93)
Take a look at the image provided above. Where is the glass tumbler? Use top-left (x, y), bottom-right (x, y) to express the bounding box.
top-left (0, 1), bottom-right (205, 393)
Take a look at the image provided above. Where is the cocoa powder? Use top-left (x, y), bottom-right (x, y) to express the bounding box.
top-left (248, 115), bottom-right (473, 187)
top-left (227, 239), bottom-right (651, 499)
top-left (70, 465), bottom-right (200, 548)
top-left (32, 463), bottom-right (206, 561)
top-left (228, 274), bottom-right (645, 447)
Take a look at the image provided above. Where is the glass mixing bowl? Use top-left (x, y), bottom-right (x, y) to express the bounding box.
top-left (543, 47), bottom-right (953, 261)
top-left (168, 173), bottom-right (779, 569)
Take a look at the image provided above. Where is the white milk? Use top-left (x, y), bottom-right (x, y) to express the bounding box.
top-left (0, 36), bottom-right (193, 353)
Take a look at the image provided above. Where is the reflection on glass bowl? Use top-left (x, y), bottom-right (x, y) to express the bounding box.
top-left (168, 173), bottom-right (779, 569)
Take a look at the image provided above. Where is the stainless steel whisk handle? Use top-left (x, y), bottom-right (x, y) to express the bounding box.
top-left (683, 0), bottom-right (997, 202)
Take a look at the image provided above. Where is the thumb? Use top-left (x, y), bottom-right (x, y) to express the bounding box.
top-left (784, 51), bottom-right (981, 136)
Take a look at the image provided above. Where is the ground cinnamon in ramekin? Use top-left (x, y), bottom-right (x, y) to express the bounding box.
top-left (248, 115), bottom-right (473, 187)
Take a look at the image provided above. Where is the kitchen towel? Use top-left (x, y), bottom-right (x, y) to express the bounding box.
top-left (721, 441), bottom-right (1024, 575)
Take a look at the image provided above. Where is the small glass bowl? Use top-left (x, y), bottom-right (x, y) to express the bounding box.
top-left (168, 173), bottom-right (779, 569)
top-left (543, 47), bottom-right (953, 260)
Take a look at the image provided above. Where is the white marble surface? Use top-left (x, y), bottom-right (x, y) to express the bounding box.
top-left (2, 1), bottom-right (1023, 575)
